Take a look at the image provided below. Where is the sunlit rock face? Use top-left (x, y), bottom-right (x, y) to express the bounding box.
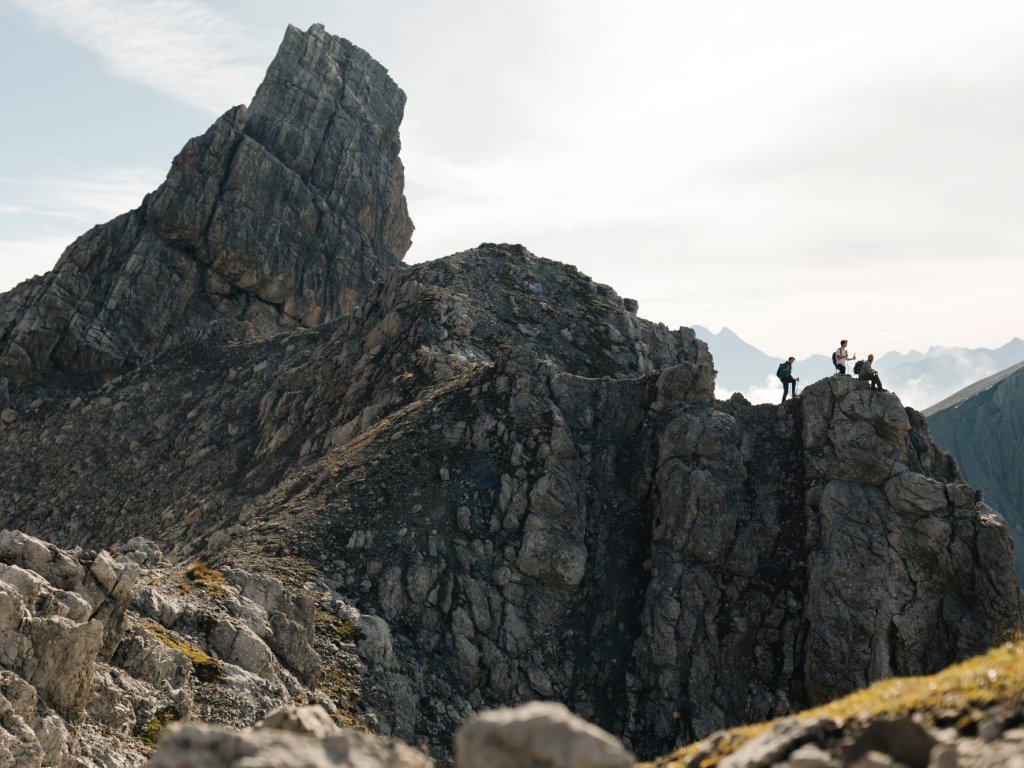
top-left (0, 23), bottom-right (412, 400)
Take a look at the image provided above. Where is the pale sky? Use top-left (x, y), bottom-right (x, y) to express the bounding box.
top-left (1, 0), bottom-right (1021, 358)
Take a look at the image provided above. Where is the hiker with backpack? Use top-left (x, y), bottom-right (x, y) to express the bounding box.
top-left (777, 356), bottom-right (799, 402)
top-left (832, 339), bottom-right (855, 375)
top-left (856, 354), bottom-right (885, 391)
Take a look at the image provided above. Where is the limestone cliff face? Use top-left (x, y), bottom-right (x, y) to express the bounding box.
top-left (0, 24), bottom-right (411, 399)
top-left (0, 530), bottom-right (347, 767)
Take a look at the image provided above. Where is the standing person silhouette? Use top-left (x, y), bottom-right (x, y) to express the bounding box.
top-left (777, 356), bottom-right (799, 402)
top-left (833, 339), bottom-right (855, 375)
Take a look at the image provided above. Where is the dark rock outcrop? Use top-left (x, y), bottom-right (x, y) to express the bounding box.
top-left (927, 363), bottom-right (1024, 579)
top-left (0, 243), bottom-right (1018, 761)
top-left (0, 24), bottom-right (411, 401)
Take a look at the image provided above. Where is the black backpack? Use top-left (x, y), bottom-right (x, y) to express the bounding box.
top-left (831, 351), bottom-right (838, 366)
top-left (853, 360), bottom-right (864, 375)
top-left (776, 363), bottom-right (787, 380)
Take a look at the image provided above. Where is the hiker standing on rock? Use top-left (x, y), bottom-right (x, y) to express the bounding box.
top-left (857, 354), bottom-right (885, 391)
top-left (777, 356), bottom-right (799, 403)
top-left (833, 339), bottom-right (855, 375)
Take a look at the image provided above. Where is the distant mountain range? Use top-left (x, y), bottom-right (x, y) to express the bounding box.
top-left (926, 361), bottom-right (1024, 580)
top-left (693, 325), bottom-right (1024, 410)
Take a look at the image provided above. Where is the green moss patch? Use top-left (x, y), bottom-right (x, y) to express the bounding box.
top-left (138, 705), bottom-right (178, 752)
top-left (145, 622), bottom-right (225, 683)
top-left (318, 662), bottom-right (365, 732)
top-left (315, 609), bottom-right (359, 643)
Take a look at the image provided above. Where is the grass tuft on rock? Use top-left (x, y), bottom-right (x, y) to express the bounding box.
top-left (315, 609), bottom-right (359, 643)
top-left (145, 622), bottom-right (225, 683)
top-left (648, 641), bottom-right (1024, 767)
top-left (137, 705), bottom-right (178, 752)
top-left (183, 562), bottom-right (229, 596)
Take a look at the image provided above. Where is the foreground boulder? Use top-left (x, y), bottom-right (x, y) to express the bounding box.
top-left (149, 705), bottom-right (432, 768)
top-left (455, 701), bottom-right (634, 768)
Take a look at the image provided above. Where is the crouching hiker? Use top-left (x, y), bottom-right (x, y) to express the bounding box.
top-left (776, 356), bottom-right (799, 402)
top-left (856, 354), bottom-right (885, 391)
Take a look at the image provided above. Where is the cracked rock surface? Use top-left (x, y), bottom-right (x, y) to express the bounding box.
top-left (0, 23), bottom-right (411, 400)
top-left (0, 530), bottom-right (353, 766)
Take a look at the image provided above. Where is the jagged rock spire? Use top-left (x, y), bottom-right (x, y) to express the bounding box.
top-left (0, 24), bottom-right (412, 399)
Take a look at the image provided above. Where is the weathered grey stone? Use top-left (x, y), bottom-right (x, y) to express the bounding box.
top-left (720, 719), bottom-right (833, 768)
top-left (258, 705), bottom-right (339, 739)
top-left (112, 626), bottom-right (192, 689)
top-left (455, 701), bottom-right (633, 768)
top-left (23, 616), bottom-right (104, 719)
top-left (149, 719), bottom-right (434, 767)
top-left (0, 530), bottom-right (85, 590)
top-left (356, 614), bottom-right (395, 668)
top-left (841, 718), bottom-right (937, 768)
top-left (788, 742), bottom-right (839, 768)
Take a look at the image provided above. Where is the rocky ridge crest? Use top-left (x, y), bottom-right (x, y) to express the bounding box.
top-left (0, 242), bottom-right (1019, 762)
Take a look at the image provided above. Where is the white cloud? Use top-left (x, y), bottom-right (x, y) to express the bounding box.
top-left (744, 375), bottom-right (789, 406)
top-left (47, 167), bottom-right (166, 221)
top-left (11, 0), bottom-right (263, 113)
top-left (0, 237), bottom-right (74, 294)
top-left (0, 166), bottom-right (164, 225)
top-left (0, 166), bottom-right (165, 292)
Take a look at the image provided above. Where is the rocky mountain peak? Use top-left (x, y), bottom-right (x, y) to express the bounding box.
top-left (0, 24), bottom-right (412, 403)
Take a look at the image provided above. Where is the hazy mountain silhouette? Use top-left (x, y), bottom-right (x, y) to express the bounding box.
top-left (694, 326), bottom-right (1024, 409)
top-left (927, 361), bottom-right (1024, 579)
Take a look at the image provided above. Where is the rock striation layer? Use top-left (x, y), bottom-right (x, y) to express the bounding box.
top-left (0, 24), bottom-right (411, 402)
